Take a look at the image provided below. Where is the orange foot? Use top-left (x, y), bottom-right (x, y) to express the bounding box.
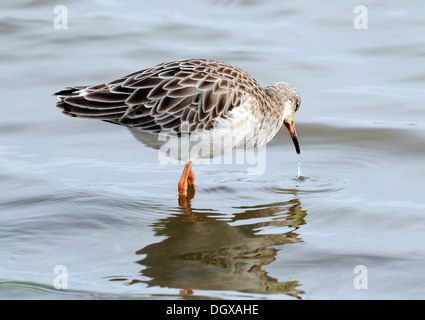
top-left (179, 289), bottom-right (194, 295)
top-left (178, 186), bottom-right (195, 209)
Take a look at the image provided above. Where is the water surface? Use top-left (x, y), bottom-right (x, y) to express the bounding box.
top-left (1, 0), bottom-right (425, 299)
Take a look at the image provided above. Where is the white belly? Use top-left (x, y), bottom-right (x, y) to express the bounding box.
top-left (129, 99), bottom-right (283, 162)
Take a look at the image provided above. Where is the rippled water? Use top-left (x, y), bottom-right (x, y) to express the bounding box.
top-left (1, 0), bottom-right (425, 299)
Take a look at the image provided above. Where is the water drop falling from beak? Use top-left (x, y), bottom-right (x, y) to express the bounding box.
top-left (297, 155), bottom-right (302, 178)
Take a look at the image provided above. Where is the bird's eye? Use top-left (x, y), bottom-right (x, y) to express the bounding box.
top-left (295, 102), bottom-right (300, 111)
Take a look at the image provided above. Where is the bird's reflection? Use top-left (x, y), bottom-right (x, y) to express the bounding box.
top-left (112, 195), bottom-right (307, 299)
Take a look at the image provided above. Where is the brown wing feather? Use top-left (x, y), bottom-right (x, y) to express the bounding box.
top-left (54, 59), bottom-right (266, 133)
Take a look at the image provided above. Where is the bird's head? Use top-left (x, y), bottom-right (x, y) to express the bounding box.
top-left (265, 82), bottom-right (301, 154)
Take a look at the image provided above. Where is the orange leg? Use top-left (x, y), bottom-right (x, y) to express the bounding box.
top-left (187, 165), bottom-right (195, 188)
top-left (178, 161), bottom-right (195, 196)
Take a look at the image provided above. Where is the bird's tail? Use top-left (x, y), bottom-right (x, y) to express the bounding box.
top-left (54, 86), bottom-right (129, 122)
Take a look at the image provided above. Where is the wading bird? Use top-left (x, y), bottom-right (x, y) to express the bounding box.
top-left (54, 59), bottom-right (301, 198)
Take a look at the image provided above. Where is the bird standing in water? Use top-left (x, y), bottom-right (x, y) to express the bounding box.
top-left (54, 59), bottom-right (301, 198)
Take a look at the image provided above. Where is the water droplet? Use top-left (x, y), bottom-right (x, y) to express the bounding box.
top-left (297, 157), bottom-right (302, 178)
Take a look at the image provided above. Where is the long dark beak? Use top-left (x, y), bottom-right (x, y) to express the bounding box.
top-left (285, 121), bottom-right (300, 154)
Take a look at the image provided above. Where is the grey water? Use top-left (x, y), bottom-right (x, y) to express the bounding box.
top-left (1, 0), bottom-right (425, 299)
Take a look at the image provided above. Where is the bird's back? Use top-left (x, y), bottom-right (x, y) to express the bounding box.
top-left (54, 59), bottom-right (269, 135)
